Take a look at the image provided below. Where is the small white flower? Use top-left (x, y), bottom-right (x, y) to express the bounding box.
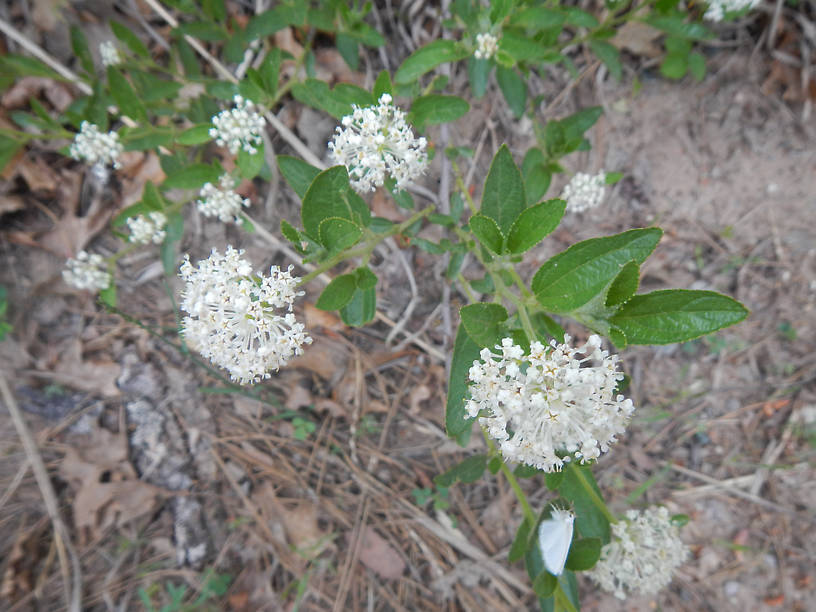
top-left (99, 41), bottom-right (123, 67)
top-left (127, 211), bottom-right (167, 245)
top-left (466, 335), bottom-right (634, 472)
top-left (179, 247), bottom-right (312, 385)
top-left (589, 506), bottom-right (689, 599)
top-left (69, 121), bottom-right (123, 182)
top-left (63, 251), bottom-right (111, 292)
top-left (474, 32), bottom-right (499, 60)
top-left (561, 171), bottom-right (607, 213)
top-left (196, 174), bottom-right (250, 223)
top-left (209, 95), bottom-right (266, 155)
top-left (704, 0), bottom-right (761, 21)
top-left (328, 93), bottom-right (428, 193)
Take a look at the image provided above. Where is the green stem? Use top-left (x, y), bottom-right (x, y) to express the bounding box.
top-left (506, 265), bottom-right (532, 298)
top-left (566, 462), bottom-right (617, 524)
top-left (483, 433), bottom-right (536, 524)
top-left (297, 205), bottom-right (434, 286)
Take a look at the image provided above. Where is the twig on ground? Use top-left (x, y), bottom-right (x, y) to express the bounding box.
top-left (669, 463), bottom-right (795, 514)
top-left (0, 375), bottom-right (82, 612)
top-left (384, 240), bottom-right (419, 346)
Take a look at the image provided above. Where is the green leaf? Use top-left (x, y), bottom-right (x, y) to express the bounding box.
top-left (131, 71), bottom-right (183, 102)
top-left (532, 571), bottom-right (558, 598)
top-left (175, 22), bottom-right (227, 41)
top-left (688, 51), bottom-right (706, 81)
top-left (499, 32), bottom-right (556, 62)
top-left (247, 6), bottom-right (292, 39)
top-left (107, 68), bottom-right (147, 122)
top-left (373, 70), bottom-right (393, 99)
top-left (509, 518), bottom-right (532, 563)
top-left (163, 164), bottom-right (221, 190)
top-left (394, 40), bottom-right (467, 84)
top-left (605, 261), bottom-right (640, 307)
top-left (469, 214), bottom-right (504, 254)
top-left (434, 455), bottom-right (487, 487)
top-left (660, 52), bottom-right (688, 80)
top-left (532, 228), bottom-right (663, 312)
top-left (532, 312), bottom-right (565, 344)
top-left (99, 284), bottom-right (117, 308)
top-left (120, 125), bottom-right (173, 151)
top-left (409, 95), bottom-right (469, 129)
top-left (177, 124), bottom-right (213, 145)
top-left (318, 217), bottom-right (362, 252)
top-left (609, 289), bottom-right (749, 345)
top-left (510, 7), bottom-right (565, 29)
top-left (110, 21), bottom-right (150, 58)
top-left (336, 32), bottom-right (359, 71)
top-left (496, 66), bottom-right (526, 118)
top-left (545, 471), bottom-right (565, 491)
top-left (315, 274), bottom-right (357, 310)
top-left (514, 464), bottom-right (542, 478)
top-left (563, 7), bottom-right (599, 28)
top-left (70, 26), bottom-right (95, 75)
top-left (301, 166), bottom-right (370, 239)
top-left (0, 54), bottom-right (64, 80)
top-left (522, 148), bottom-right (552, 205)
top-left (560, 464), bottom-right (611, 543)
top-left (277, 155), bottom-right (321, 199)
top-left (161, 212), bottom-right (185, 276)
top-left (202, 0), bottom-right (226, 22)
top-left (236, 144), bottom-right (265, 179)
top-left (589, 40), bottom-right (622, 81)
top-left (354, 266), bottom-right (378, 290)
top-left (564, 537), bottom-right (601, 571)
top-left (446, 323), bottom-right (479, 442)
top-left (459, 303), bottom-right (509, 348)
top-left (507, 199), bottom-right (566, 254)
top-left (291, 79), bottom-right (373, 119)
top-left (646, 16), bottom-right (714, 40)
top-left (280, 219), bottom-right (302, 245)
top-left (480, 145), bottom-right (525, 235)
top-left (467, 57), bottom-right (490, 98)
top-left (339, 286), bottom-right (376, 327)
top-left (560, 106), bottom-right (603, 141)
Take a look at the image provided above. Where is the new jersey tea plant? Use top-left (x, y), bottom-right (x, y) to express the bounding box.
top-left (0, 0), bottom-right (756, 609)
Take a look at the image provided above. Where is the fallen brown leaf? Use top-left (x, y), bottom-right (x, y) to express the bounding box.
top-left (611, 21), bottom-right (663, 59)
top-left (53, 339), bottom-right (121, 398)
top-left (350, 526), bottom-right (405, 580)
top-left (16, 156), bottom-right (59, 193)
top-left (289, 335), bottom-right (349, 382)
top-left (59, 427), bottom-right (162, 543)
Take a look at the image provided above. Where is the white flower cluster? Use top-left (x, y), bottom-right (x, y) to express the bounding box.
top-left (328, 93), bottom-right (428, 193)
top-left (474, 33), bottom-right (499, 60)
top-left (196, 174), bottom-right (250, 223)
top-left (561, 171), bottom-right (607, 213)
top-left (69, 121), bottom-right (123, 182)
top-left (99, 41), bottom-right (123, 67)
top-left (589, 507), bottom-right (689, 599)
top-left (126, 211), bottom-right (167, 245)
top-left (704, 0), bottom-right (761, 21)
top-left (63, 251), bottom-right (111, 292)
top-left (179, 247), bottom-right (311, 385)
top-left (209, 95), bottom-right (266, 155)
top-left (466, 335), bottom-right (634, 472)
